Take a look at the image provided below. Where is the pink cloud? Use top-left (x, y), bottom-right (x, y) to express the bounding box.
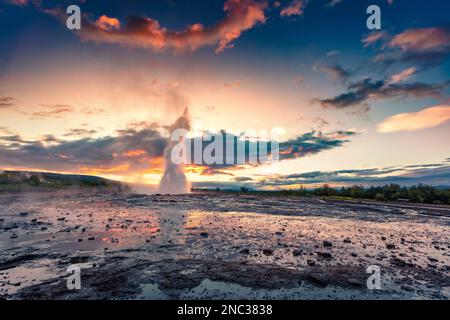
top-left (377, 104), bottom-right (450, 133)
top-left (280, 0), bottom-right (306, 17)
top-left (5, 0), bottom-right (29, 6)
top-left (68, 0), bottom-right (268, 54)
top-left (389, 67), bottom-right (416, 84)
top-left (389, 27), bottom-right (450, 52)
top-left (362, 31), bottom-right (387, 47)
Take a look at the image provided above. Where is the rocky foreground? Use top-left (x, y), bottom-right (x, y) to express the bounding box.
top-left (0, 191), bottom-right (449, 300)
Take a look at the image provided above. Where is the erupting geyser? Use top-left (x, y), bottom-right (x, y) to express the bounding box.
top-left (158, 108), bottom-right (191, 194)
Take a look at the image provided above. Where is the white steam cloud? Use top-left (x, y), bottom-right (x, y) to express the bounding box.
top-left (158, 108), bottom-right (191, 194)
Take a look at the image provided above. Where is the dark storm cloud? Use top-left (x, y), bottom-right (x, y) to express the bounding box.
top-left (0, 127), bottom-right (358, 174)
top-left (0, 127), bottom-right (167, 173)
top-left (316, 78), bottom-right (448, 109)
top-left (256, 164), bottom-right (450, 188)
top-left (278, 130), bottom-right (357, 159)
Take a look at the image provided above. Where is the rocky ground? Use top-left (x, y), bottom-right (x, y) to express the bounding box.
top-left (0, 190), bottom-right (449, 300)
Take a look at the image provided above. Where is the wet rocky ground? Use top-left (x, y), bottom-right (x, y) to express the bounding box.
top-left (0, 190), bottom-right (449, 300)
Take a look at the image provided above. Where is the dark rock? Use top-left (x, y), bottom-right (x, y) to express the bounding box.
top-left (307, 259), bottom-right (316, 266)
top-left (386, 244), bottom-right (396, 250)
top-left (239, 248), bottom-right (250, 254)
top-left (200, 232), bottom-right (208, 238)
top-left (19, 212), bottom-right (29, 217)
top-left (88, 237), bottom-right (95, 241)
top-left (307, 274), bottom-right (327, 287)
top-left (316, 251), bottom-right (333, 260)
top-left (343, 238), bottom-right (352, 243)
top-left (292, 250), bottom-right (302, 257)
top-left (262, 249), bottom-right (274, 256)
top-left (323, 240), bottom-right (333, 247)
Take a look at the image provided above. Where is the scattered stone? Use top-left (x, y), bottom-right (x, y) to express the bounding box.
top-left (239, 248), bottom-right (250, 254)
top-left (307, 259), bottom-right (316, 266)
top-left (316, 251), bottom-right (333, 260)
top-left (386, 244), bottom-right (396, 250)
top-left (427, 257), bottom-right (438, 263)
top-left (323, 240), bottom-right (333, 247)
top-left (275, 231), bottom-right (283, 236)
top-left (57, 217), bottom-right (66, 221)
top-left (88, 237), bottom-right (95, 241)
top-left (381, 236), bottom-right (386, 241)
top-left (351, 252), bottom-right (358, 257)
top-left (343, 238), bottom-right (352, 243)
top-left (292, 250), bottom-right (302, 257)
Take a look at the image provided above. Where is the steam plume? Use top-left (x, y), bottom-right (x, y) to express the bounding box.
top-left (158, 108), bottom-right (191, 194)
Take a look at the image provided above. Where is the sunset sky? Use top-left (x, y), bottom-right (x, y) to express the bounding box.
top-left (0, 0), bottom-right (449, 189)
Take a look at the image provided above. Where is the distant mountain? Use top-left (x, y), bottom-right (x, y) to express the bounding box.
top-left (0, 170), bottom-right (129, 192)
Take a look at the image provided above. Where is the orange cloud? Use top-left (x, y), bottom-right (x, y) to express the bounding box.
top-left (377, 104), bottom-right (450, 133)
top-left (123, 149), bottom-right (147, 157)
top-left (79, 164), bottom-right (130, 174)
top-left (95, 15), bottom-right (121, 31)
top-left (389, 27), bottom-right (450, 52)
top-left (73, 0), bottom-right (268, 54)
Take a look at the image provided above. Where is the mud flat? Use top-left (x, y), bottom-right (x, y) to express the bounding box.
top-left (0, 191), bottom-right (449, 300)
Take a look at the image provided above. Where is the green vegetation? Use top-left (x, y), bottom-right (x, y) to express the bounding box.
top-left (199, 183), bottom-right (450, 205)
top-left (0, 171), bottom-right (129, 192)
top-left (308, 184), bottom-right (450, 205)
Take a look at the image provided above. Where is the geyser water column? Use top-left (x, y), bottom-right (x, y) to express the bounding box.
top-left (158, 108), bottom-right (191, 194)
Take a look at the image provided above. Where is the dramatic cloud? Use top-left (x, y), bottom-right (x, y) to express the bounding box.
top-left (389, 67), bottom-right (416, 84)
top-left (55, 0), bottom-right (268, 54)
top-left (316, 78), bottom-right (447, 109)
top-left (377, 104), bottom-right (450, 133)
top-left (257, 164), bottom-right (450, 188)
top-left (30, 104), bottom-right (74, 119)
top-left (362, 31), bottom-right (387, 47)
top-left (389, 27), bottom-right (450, 52)
top-left (314, 63), bottom-right (351, 82)
top-left (0, 94), bottom-right (15, 109)
top-left (0, 127), bottom-right (357, 177)
top-left (374, 27), bottom-right (450, 69)
top-left (278, 130), bottom-right (357, 160)
top-left (0, 126), bottom-right (167, 174)
top-left (280, 0), bottom-right (306, 17)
